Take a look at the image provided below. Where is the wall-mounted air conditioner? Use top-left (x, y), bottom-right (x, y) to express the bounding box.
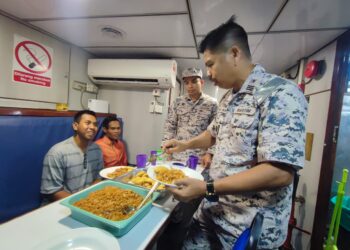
top-left (87, 59), bottom-right (177, 89)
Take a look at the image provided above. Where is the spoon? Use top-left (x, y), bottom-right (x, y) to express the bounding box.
top-left (123, 181), bottom-right (160, 214)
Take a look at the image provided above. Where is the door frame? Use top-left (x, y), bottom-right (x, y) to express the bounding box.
top-left (311, 29), bottom-right (350, 249)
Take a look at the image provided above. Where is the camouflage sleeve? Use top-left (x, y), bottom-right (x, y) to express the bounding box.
top-left (206, 101), bottom-right (218, 155)
top-left (162, 100), bottom-right (178, 142)
top-left (257, 84), bottom-right (308, 170)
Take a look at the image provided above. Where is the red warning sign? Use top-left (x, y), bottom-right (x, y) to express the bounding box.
top-left (12, 35), bottom-right (53, 87)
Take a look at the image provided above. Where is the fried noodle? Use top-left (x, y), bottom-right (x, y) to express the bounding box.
top-left (154, 166), bottom-right (186, 184)
top-left (73, 186), bottom-right (143, 221)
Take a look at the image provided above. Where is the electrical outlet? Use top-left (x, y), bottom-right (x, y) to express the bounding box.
top-left (155, 104), bottom-right (163, 114)
top-left (152, 88), bottom-right (161, 97)
top-left (149, 101), bottom-right (155, 113)
top-left (72, 81), bottom-right (86, 91)
top-left (86, 83), bottom-right (98, 93)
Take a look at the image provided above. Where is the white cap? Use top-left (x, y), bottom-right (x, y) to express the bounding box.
top-left (182, 67), bottom-right (203, 79)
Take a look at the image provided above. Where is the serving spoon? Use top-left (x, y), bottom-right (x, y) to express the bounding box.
top-left (123, 181), bottom-right (160, 214)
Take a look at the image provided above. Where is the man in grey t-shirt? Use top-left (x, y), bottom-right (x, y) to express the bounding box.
top-left (41, 110), bottom-right (103, 202)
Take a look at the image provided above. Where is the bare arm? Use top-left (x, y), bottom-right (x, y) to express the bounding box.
top-left (49, 178), bottom-right (101, 201)
top-left (214, 163), bottom-right (294, 194)
top-left (51, 190), bottom-right (71, 201)
top-left (170, 162), bottom-right (294, 202)
top-left (164, 130), bottom-right (215, 154)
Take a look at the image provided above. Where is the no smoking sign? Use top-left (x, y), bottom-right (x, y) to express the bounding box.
top-left (12, 35), bottom-right (53, 87)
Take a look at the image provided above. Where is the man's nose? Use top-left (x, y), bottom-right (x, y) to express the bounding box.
top-left (206, 69), bottom-right (212, 79)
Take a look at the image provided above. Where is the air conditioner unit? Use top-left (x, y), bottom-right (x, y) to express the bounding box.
top-left (88, 59), bottom-right (177, 89)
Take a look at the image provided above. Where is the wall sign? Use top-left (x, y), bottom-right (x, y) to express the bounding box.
top-left (12, 34), bottom-right (53, 87)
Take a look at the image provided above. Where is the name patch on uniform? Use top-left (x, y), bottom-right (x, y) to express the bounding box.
top-left (234, 106), bottom-right (256, 115)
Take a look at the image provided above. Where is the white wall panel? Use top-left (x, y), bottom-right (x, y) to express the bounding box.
top-left (0, 14), bottom-right (69, 104)
top-left (293, 91), bottom-right (331, 250)
top-left (68, 46), bottom-right (97, 111)
top-left (304, 42), bottom-right (337, 95)
top-left (98, 87), bottom-right (169, 163)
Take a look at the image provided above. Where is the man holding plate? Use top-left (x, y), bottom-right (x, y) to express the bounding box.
top-left (163, 16), bottom-right (308, 249)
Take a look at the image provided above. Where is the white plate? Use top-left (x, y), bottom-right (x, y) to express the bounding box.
top-left (99, 166), bottom-right (134, 179)
top-left (31, 227), bottom-right (120, 250)
top-left (147, 164), bottom-right (204, 188)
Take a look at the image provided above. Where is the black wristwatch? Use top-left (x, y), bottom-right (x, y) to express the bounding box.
top-left (205, 180), bottom-right (219, 202)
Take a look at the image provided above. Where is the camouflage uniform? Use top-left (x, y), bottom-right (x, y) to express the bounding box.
top-left (163, 93), bottom-right (218, 161)
top-left (183, 65), bottom-right (308, 249)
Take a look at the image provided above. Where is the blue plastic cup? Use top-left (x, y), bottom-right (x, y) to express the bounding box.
top-left (187, 155), bottom-right (199, 170)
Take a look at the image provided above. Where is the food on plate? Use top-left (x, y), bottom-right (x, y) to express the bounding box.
top-left (154, 166), bottom-right (186, 184)
top-left (126, 171), bottom-right (165, 190)
top-left (73, 186), bottom-right (143, 221)
top-left (106, 166), bottom-right (134, 179)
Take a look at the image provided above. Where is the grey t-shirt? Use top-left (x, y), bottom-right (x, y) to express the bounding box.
top-left (41, 136), bottom-right (103, 195)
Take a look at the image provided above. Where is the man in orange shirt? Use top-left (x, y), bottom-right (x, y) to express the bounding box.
top-left (95, 116), bottom-right (128, 167)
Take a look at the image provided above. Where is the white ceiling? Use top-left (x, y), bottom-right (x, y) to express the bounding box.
top-left (0, 0), bottom-right (349, 75)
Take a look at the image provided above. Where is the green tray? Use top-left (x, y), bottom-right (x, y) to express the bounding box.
top-left (60, 180), bottom-right (159, 236)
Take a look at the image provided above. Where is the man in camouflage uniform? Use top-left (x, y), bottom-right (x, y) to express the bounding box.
top-left (162, 67), bottom-right (218, 166)
top-left (164, 16), bottom-right (308, 249)
top-left (158, 68), bottom-right (218, 250)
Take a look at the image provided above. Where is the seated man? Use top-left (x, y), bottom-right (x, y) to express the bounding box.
top-left (41, 110), bottom-right (103, 202)
top-left (95, 116), bottom-right (128, 167)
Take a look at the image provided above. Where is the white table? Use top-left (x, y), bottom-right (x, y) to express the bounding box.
top-left (0, 191), bottom-right (177, 250)
top-left (0, 164), bottom-right (204, 250)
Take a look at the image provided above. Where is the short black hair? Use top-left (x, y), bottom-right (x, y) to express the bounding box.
top-left (74, 110), bottom-right (96, 123)
top-left (199, 15), bottom-right (251, 59)
top-left (102, 115), bottom-right (120, 129)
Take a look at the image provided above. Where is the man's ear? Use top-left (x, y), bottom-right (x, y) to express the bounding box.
top-left (72, 122), bottom-right (78, 132)
top-left (230, 45), bottom-right (240, 59)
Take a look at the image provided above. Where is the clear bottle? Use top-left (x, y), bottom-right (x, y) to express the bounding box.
top-left (150, 150), bottom-right (157, 166)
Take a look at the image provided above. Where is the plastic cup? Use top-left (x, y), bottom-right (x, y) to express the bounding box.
top-left (136, 154), bottom-right (148, 168)
top-left (187, 155), bottom-right (199, 170)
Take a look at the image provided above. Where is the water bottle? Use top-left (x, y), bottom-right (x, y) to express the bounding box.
top-left (150, 150), bottom-right (157, 166)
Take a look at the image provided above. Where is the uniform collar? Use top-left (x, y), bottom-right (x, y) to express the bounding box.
top-left (237, 64), bottom-right (266, 95)
top-left (185, 92), bottom-right (204, 102)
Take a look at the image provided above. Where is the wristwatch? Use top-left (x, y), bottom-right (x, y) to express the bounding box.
top-left (205, 180), bottom-right (219, 202)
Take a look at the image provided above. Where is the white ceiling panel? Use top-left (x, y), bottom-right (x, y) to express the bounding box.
top-left (85, 47), bottom-right (198, 59)
top-left (196, 34), bottom-right (264, 54)
top-left (253, 29), bottom-right (346, 74)
top-left (30, 15), bottom-right (195, 47)
top-left (190, 0), bottom-right (285, 34)
top-left (271, 0), bottom-right (350, 31)
top-left (0, 0), bottom-right (187, 19)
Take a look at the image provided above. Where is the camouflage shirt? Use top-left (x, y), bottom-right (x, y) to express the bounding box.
top-left (163, 93), bottom-right (218, 161)
top-left (190, 65), bottom-right (308, 249)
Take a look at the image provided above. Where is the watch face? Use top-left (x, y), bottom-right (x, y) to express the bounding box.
top-left (205, 193), bottom-right (219, 202)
